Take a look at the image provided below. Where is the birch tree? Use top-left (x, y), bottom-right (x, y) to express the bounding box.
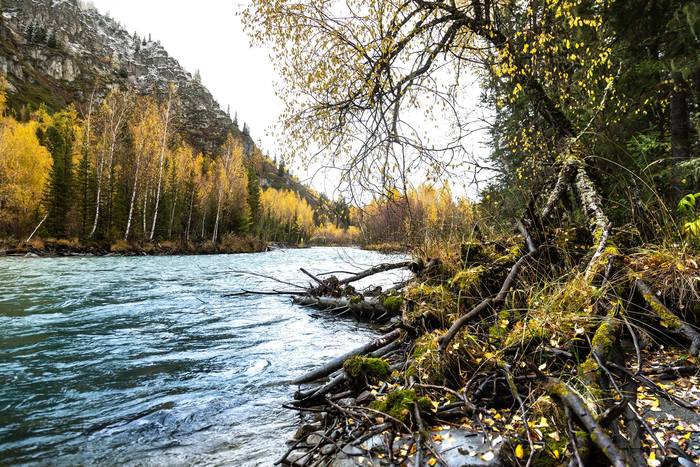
top-left (89, 90), bottom-right (130, 238)
top-left (125, 97), bottom-right (159, 240)
top-left (149, 83), bottom-right (177, 241)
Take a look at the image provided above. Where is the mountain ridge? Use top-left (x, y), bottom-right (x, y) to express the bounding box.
top-left (0, 0), bottom-right (318, 203)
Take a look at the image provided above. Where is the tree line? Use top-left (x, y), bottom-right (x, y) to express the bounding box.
top-left (0, 79), bottom-right (337, 247)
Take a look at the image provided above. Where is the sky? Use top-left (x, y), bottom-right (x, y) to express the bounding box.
top-left (87, 0), bottom-right (492, 199)
top-left (90, 0), bottom-right (282, 155)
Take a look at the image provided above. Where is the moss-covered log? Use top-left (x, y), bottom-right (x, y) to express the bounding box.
top-left (635, 279), bottom-right (700, 355)
top-left (291, 329), bottom-right (402, 385)
top-left (545, 378), bottom-right (627, 467)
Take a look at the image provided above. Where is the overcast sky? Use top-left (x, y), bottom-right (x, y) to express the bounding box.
top-left (90, 0), bottom-right (282, 155)
top-left (88, 0), bottom-right (491, 199)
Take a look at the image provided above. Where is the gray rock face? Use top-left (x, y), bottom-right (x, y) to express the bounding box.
top-left (0, 0), bottom-right (244, 155)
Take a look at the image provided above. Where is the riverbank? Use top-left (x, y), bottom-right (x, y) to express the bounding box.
top-left (0, 238), bottom-right (412, 257)
top-left (279, 235), bottom-right (700, 466)
top-left (0, 237), bottom-right (269, 257)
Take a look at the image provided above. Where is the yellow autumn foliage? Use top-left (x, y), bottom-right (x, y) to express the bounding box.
top-left (260, 187), bottom-right (315, 235)
top-left (0, 119), bottom-right (52, 234)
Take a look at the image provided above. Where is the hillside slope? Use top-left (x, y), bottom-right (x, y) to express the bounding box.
top-left (0, 0), bottom-right (317, 202)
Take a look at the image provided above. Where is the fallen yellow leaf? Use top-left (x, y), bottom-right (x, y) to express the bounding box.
top-left (515, 444), bottom-right (524, 459)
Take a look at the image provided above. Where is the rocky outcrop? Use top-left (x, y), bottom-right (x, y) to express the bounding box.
top-left (0, 0), bottom-right (242, 155)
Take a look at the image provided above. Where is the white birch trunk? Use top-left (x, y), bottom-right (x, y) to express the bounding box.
top-left (142, 186), bottom-right (149, 238)
top-left (124, 150), bottom-right (142, 241)
top-left (212, 186), bottom-right (223, 243)
top-left (149, 89), bottom-right (174, 241)
top-left (168, 188), bottom-right (177, 239)
top-left (186, 187), bottom-right (195, 241)
top-left (89, 135), bottom-right (107, 238)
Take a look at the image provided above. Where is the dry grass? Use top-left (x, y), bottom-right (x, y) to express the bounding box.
top-left (109, 240), bottom-right (132, 253)
top-left (627, 245), bottom-right (700, 315)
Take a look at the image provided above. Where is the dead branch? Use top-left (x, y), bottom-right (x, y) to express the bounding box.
top-left (438, 246), bottom-right (540, 352)
top-left (292, 329), bottom-right (402, 385)
top-left (545, 378), bottom-right (627, 467)
top-left (337, 261), bottom-right (414, 285)
top-left (635, 279), bottom-right (700, 355)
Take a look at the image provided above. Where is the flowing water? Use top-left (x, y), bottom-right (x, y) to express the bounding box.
top-left (0, 247), bottom-right (409, 466)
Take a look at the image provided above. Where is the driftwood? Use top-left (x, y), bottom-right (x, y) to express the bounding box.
top-left (337, 261), bottom-right (413, 285)
top-left (292, 295), bottom-right (399, 323)
top-left (291, 329), bottom-right (402, 385)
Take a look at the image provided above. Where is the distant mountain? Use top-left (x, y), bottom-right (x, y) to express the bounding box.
top-left (0, 0), bottom-right (318, 203)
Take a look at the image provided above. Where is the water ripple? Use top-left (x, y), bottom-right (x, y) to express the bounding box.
top-left (0, 247), bottom-right (408, 466)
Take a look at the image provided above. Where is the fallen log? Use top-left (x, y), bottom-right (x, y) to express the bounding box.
top-left (291, 329), bottom-right (402, 385)
top-left (545, 378), bottom-right (627, 467)
top-left (294, 341), bottom-right (403, 400)
top-left (635, 279), bottom-right (700, 355)
top-left (337, 261), bottom-right (413, 285)
top-left (293, 295), bottom-right (401, 323)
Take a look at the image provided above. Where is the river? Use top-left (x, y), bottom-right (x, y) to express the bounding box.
top-left (0, 247), bottom-right (409, 466)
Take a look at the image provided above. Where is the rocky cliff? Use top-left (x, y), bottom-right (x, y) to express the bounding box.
top-left (0, 0), bottom-right (318, 202)
top-left (0, 0), bottom-right (241, 155)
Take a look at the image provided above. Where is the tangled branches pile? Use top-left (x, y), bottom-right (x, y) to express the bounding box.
top-left (281, 149), bottom-right (700, 467)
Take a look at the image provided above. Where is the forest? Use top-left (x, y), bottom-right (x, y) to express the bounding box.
top-left (0, 72), bottom-right (484, 253)
top-left (240, 0), bottom-right (700, 465)
top-left (0, 78), bottom-right (360, 252)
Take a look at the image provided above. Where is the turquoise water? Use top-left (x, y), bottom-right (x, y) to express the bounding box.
top-left (0, 247), bottom-right (408, 466)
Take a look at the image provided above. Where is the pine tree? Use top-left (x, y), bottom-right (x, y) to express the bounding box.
top-left (277, 158), bottom-right (285, 176)
top-left (247, 166), bottom-right (261, 226)
top-left (25, 21), bottom-right (34, 42)
top-left (43, 110), bottom-right (76, 237)
top-left (47, 30), bottom-right (57, 48)
top-left (34, 25), bottom-right (46, 43)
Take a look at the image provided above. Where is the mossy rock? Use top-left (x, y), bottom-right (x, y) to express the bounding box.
top-left (382, 295), bottom-right (404, 314)
top-left (343, 356), bottom-right (390, 380)
top-left (370, 389), bottom-right (432, 423)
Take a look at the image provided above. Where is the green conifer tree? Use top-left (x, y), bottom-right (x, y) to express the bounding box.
top-left (43, 110), bottom-right (76, 237)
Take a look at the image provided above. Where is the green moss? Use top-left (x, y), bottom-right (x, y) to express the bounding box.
top-left (348, 294), bottom-right (363, 305)
top-left (504, 320), bottom-right (550, 348)
top-left (531, 436), bottom-right (571, 467)
top-left (343, 356), bottom-right (390, 380)
top-left (578, 357), bottom-right (599, 377)
top-left (644, 293), bottom-right (682, 329)
top-left (370, 389), bottom-right (432, 422)
top-left (579, 311), bottom-right (621, 390)
top-left (407, 332), bottom-right (443, 382)
top-left (449, 266), bottom-right (486, 293)
top-left (406, 283), bottom-right (450, 302)
top-left (382, 295), bottom-right (404, 314)
top-left (404, 283), bottom-right (456, 326)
